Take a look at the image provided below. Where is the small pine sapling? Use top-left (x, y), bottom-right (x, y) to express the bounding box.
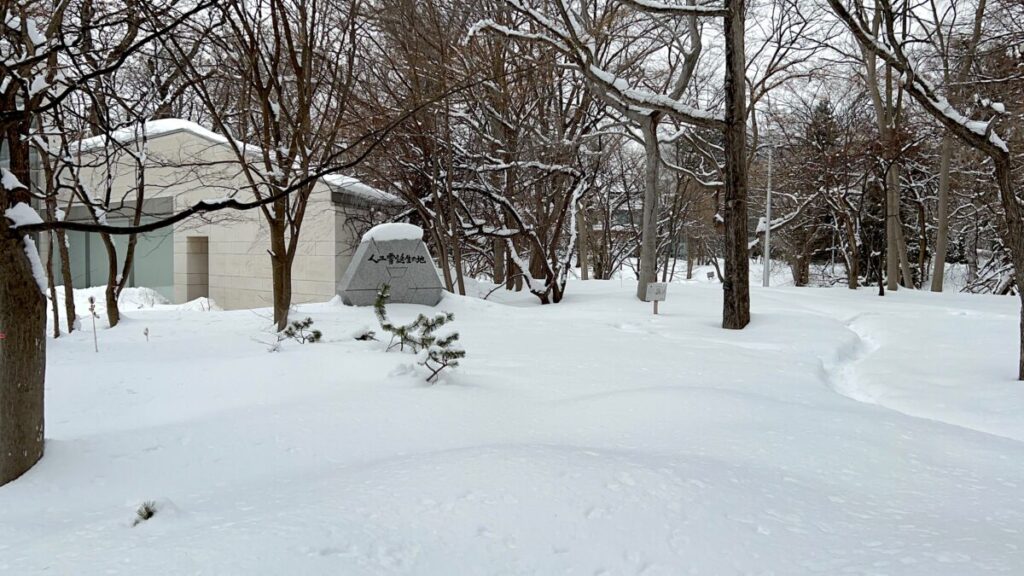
top-left (418, 322), bottom-right (465, 383)
top-left (374, 284), bottom-right (466, 382)
top-left (281, 317), bottom-right (323, 344)
top-left (374, 285), bottom-right (419, 352)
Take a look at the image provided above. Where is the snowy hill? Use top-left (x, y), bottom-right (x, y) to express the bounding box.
top-left (1, 281), bottom-right (1022, 574)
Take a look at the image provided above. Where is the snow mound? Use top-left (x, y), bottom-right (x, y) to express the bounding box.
top-left (362, 223), bottom-right (423, 242)
top-left (176, 297), bottom-right (222, 311)
top-left (4, 202), bottom-right (43, 227)
top-left (57, 286), bottom-right (170, 315)
top-left (1, 168), bottom-right (27, 191)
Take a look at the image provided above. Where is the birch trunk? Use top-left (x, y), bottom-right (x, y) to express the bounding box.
top-left (636, 117), bottom-right (660, 301)
top-left (931, 134), bottom-right (954, 291)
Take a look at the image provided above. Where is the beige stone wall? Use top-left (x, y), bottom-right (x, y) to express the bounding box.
top-left (71, 127), bottom-right (359, 310)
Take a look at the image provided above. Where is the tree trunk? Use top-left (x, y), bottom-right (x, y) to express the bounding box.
top-left (0, 231), bottom-right (46, 487)
top-left (46, 231), bottom-right (59, 338)
top-left (843, 217), bottom-right (859, 289)
top-left (270, 219), bottom-right (291, 332)
top-left (965, 216), bottom-right (979, 284)
top-left (99, 233), bottom-right (120, 327)
top-left (493, 239), bottom-right (506, 284)
top-left (886, 164), bottom-right (915, 288)
top-left (686, 235), bottom-right (694, 279)
top-left (885, 164), bottom-right (900, 291)
top-left (58, 228), bottom-right (75, 333)
top-left (722, 0), bottom-right (751, 329)
top-left (636, 116), bottom-right (660, 301)
top-left (0, 131), bottom-right (46, 486)
top-left (432, 226), bottom-right (454, 292)
top-left (931, 134), bottom-right (953, 292)
top-left (917, 201), bottom-right (928, 285)
top-left (578, 205), bottom-right (590, 280)
top-left (991, 163), bottom-right (1024, 380)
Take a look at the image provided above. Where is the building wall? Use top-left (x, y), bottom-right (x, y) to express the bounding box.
top-left (70, 126), bottom-right (370, 310)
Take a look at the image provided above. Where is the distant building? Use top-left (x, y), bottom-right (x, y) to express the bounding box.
top-left (46, 119), bottom-right (400, 309)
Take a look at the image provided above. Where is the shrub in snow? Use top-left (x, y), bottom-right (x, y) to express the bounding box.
top-left (353, 327), bottom-right (377, 341)
top-left (281, 317), bottom-right (322, 344)
top-left (417, 326), bottom-right (466, 383)
top-left (374, 284), bottom-right (465, 382)
top-left (132, 501), bottom-right (158, 526)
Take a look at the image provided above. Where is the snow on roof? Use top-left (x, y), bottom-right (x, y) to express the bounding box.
top-left (73, 118), bottom-right (232, 152)
top-left (322, 174), bottom-right (402, 206)
top-left (361, 223), bottom-right (423, 242)
top-left (71, 119), bottom-right (404, 206)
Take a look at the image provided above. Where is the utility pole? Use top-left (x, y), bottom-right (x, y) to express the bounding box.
top-left (762, 142), bottom-right (772, 287)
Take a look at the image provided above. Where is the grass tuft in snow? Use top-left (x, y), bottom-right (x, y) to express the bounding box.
top-left (131, 501), bottom-right (158, 527)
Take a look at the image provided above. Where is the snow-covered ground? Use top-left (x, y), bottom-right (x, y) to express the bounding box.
top-left (2, 280), bottom-right (1023, 575)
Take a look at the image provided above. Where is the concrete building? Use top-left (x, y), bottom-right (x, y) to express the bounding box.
top-left (51, 119), bottom-right (399, 309)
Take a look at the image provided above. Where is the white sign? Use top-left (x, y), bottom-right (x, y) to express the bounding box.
top-left (646, 282), bottom-right (668, 302)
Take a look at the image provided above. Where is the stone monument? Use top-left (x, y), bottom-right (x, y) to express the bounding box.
top-left (337, 223), bottom-right (445, 306)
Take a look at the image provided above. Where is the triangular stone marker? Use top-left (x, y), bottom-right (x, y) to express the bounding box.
top-left (337, 224), bottom-right (445, 306)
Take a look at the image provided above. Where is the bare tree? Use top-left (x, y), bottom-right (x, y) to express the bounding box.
top-left (827, 0), bottom-right (1024, 377)
top-left (1, 0), bottom-right (216, 486)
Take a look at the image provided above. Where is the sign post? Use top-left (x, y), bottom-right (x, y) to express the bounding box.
top-left (646, 282), bottom-right (667, 314)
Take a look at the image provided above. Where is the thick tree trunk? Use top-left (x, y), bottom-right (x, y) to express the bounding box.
top-left (931, 134), bottom-right (954, 292)
top-left (0, 232), bottom-right (46, 486)
top-left (636, 117), bottom-right (660, 301)
top-left (990, 163), bottom-right (1024, 380)
top-left (270, 221), bottom-right (291, 332)
top-left (0, 125), bottom-right (46, 486)
top-left (722, 0), bottom-right (750, 329)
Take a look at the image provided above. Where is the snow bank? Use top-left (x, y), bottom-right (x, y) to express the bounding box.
top-left (361, 222), bottom-right (423, 242)
top-left (175, 297), bottom-right (222, 312)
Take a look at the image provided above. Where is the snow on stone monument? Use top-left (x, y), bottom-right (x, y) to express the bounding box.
top-left (338, 223), bottom-right (445, 306)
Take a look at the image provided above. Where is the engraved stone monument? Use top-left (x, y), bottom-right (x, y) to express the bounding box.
top-left (337, 223), bottom-right (445, 306)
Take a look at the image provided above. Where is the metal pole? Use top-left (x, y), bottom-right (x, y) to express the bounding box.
top-left (762, 143), bottom-right (772, 287)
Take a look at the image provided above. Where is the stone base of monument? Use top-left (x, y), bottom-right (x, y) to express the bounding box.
top-left (337, 223), bottom-right (445, 306)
